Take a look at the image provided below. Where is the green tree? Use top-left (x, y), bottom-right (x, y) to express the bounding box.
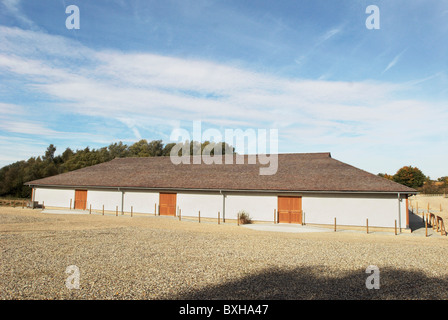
top-left (392, 166), bottom-right (425, 189)
top-left (43, 144), bottom-right (57, 162)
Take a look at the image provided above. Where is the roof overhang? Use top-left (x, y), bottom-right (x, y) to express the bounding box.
top-left (25, 183), bottom-right (418, 195)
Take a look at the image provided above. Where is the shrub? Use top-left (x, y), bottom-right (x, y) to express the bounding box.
top-left (238, 210), bottom-right (252, 224)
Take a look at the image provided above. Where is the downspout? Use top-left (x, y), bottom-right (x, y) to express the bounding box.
top-left (119, 188), bottom-right (124, 214)
top-left (220, 190), bottom-right (226, 222)
top-left (398, 193), bottom-right (402, 233)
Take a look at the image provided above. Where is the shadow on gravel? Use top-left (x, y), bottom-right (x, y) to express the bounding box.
top-left (173, 266), bottom-right (448, 300)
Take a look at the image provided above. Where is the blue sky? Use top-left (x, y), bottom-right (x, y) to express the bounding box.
top-left (0, 0), bottom-right (447, 178)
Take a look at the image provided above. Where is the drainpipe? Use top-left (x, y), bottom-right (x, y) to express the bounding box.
top-left (220, 190), bottom-right (226, 222)
top-left (397, 193), bottom-right (402, 233)
top-left (119, 188), bottom-right (124, 214)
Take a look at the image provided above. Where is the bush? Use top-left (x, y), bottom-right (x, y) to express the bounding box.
top-left (238, 210), bottom-right (252, 224)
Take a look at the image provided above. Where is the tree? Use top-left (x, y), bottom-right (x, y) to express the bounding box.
top-left (43, 144), bottom-right (56, 163)
top-left (437, 176), bottom-right (448, 187)
top-left (378, 173), bottom-right (394, 180)
top-left (392, 166), bottom-right (425, 189)
top-left (162, 143), bottom-right (176, 156)
top-left (129, 139), bottom-right (150, 157)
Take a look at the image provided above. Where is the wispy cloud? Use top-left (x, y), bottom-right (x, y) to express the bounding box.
top-left (382, 49), bottom-right (407, 74)
top-left (1, 0), bottom-right (36, 29)
top-left (318, 28), bottom-right (342, 44)
top-left (0, 26), bottom-right (447, 176)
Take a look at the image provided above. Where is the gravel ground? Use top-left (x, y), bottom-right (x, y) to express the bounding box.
top-left (1, 207), bottom-right (447, 300)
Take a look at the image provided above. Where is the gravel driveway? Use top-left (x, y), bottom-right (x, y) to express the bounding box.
top-left (1, 207), bottom-right (447, 300)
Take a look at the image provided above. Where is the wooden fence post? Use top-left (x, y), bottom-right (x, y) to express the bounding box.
top-left (237, 213), bottom-right (240, 226)
top-left (218, 211), bottom-right (220, 225)
top-left (70, 199), bottom-right (72, 210)
top-left (154, 203), bottom-right (157, 216)
top-left (274, 209), bottom-right (277, 224)
top-left (116, 206), bottom-right (118, 216)
top-left (425, 215), bottom-right (428, 237)
top-left (178, 208), bottom-right (181, 221)
top-left (198, 210), bottom-right (201, 223)
top-left (366, 218), bottom-right (369, 234)
top-left (102, 205), bottom-right (104, 215)
top-left (334, 217), bottom-right (336, 232)
top-left (131, 206), bottom-right (133, 217)
top-left (89, 204), bottom-right (92, 214)
top-left (395, 220), bottom-right (397, 235)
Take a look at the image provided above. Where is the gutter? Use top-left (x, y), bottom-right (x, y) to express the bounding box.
top-left (24, 184), bottom-right (418, 196)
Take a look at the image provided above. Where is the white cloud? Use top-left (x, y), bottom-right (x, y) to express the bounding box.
top-left (0, 26), bottom-right (447, 177)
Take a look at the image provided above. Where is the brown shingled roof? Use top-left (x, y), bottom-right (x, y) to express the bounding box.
top-left (25, 153), bottom-right (416, 193)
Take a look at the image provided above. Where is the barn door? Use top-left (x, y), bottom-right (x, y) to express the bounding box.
top-left (159, 193), bottom-right (177, 216)
top-left (74, 190), bottom-right (87, 210)
top-left (278, 196), bottom-right (302, 224)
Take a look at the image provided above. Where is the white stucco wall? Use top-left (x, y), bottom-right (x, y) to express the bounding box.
top-left (123, 191), bottom-right (159, 214)
top-left (87, 190), bottom-right (122, 211)
top-left (302, 193), bottom-right (408, 229)
top-left (225, 193), bottom-right (277, 222)
top-left (34, 187), bottom-right (74, 208)
top-left (33, 187), bottom-right (409, 229)
top-left (177, 192), bottom-right (222, 219)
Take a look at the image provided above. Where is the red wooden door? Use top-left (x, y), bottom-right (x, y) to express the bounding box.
top-left (74, 190), bottom-right (87, 210)
top-left (278, 196), bottom-right (302, 224)
top-left (159, 193), bottom-right (177, 216)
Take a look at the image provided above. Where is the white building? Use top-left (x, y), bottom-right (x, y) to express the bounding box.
top-left (26, 153), bottom-right (416, 231)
